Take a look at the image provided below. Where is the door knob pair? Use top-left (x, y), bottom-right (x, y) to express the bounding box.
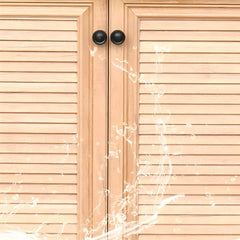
top-left (92, 30), bottom-right (125, 45)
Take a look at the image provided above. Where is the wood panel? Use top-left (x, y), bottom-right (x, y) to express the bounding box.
top-left (109, 1), bottom-right (240, 240)
top-left (0, 72), bottom-right (77, 82)
top-left (0, 1), bottom-right (108, 239)
top-left (139, 236), bottom-right (240, 240)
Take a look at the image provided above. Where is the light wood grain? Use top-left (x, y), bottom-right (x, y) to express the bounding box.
top-left (0, 133), bottom-right (77, 143)
top-left (0, 30), bottom-right (78, 41)
top-left (139, 215), bottom-right (240, 224)
top-left (139, 165), bottom-right (240, 175)
top-left (0, 41), bottom-right (77, 51)
top-left (0, 204), bottom-right (77, 214)
top-left (0, 183), bottom-right (76, 194)
top-left (0, 62), bottom-right (77, 72)
top-left (139, 124), bottom-right (240, 135)
top-left (0, 113), bottom-right (77, 123)
top-left (0, 93), bottom-right (77, 102)
top-left (140, 94), bottom-right (240, 104)
top-left (140, 84), bottom-right (240, 94)
top-left (139, 104), bottom-right (240, 114)
top-left (0, 83), bottom-right (77, 93)
top-left (0, 72), bottom-right (77, 82)
top-left (0, 103), bottom-right (77, 113)
top-left (141, 41), bottom-right (240, 53)
top-left (140, 31), bottom-right (240, 41)
top-left (138, 185), bottom-right (240, 195)
top-left (0, 52), bottom-right (77, 62)
top-left (138, 195), bottom-right (240, 205)
top-left (0, 1), bottom-right (108, 239)
top-left (0, 214), bottom-right (77, 223)
top-left (0, 174), bottom-right (77, 184)
top-left (138, 155), bottom-right (240, 165)
top-left (0, 154), bottom-right (77, 163)
top-left (139, 205), bottom-right (240, 215)
top-left (140, 63), bottom-right (240, 73)
top-left (140, 114), bottom-right (240, 124)
top-left (139, 135), bottom-right (240, 144)
top-left (0, 143), bottom-right (77, 153)
top-left (0, 20), bottom-right (77, 30)
top-left (0, 223), bottom-right (77, 234)
top-left (132, 6), bottom-right (240, 18)
top-left (141, 225), bottom-right (240, 234)
top-left (141, 20), bottom-right (240, 31)
top-left (0, 123), bottom-right (77, 133)
top-left (0, 163), bottom-right (76, 174)
top-left (139, 236), bottom-right (240, 240)
top-left (0, 193), bottom-right (77, 204)
top-left (139, 145), bottom-right (240, 155)
top-left (110, 3), bottom-right (240, 239)
top-left (139, 73), bottom-right (240, 84)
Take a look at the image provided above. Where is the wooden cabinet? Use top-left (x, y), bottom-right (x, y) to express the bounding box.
top-left (1, 0), bottom-right (240, 239)
top-left (0, 1), bottom-right (108, 239)
top-left (109, 1), bottom-right (240, 240)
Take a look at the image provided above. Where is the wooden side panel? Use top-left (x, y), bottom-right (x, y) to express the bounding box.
top-left (0, 1), bottom-right (107, 239)
top-left (109, 1), bottom-right (240, 240)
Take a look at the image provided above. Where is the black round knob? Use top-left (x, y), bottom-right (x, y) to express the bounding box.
top-left (92, 30), bottom-right (107, 45)
top-left (110, 30), bottom-right (125, 45)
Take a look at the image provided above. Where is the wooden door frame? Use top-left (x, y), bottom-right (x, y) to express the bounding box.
top-left (75, 0), bottom-right (109, 238)
top-left (76, 0), bottom-right (108, 238)
top-left (108, 0), bottom-right (139, 237)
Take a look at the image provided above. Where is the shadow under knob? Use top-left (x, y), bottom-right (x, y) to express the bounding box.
top-left (110, 30), bottom-right (125, 45)
top-left (92, 30), bottom-right (107, 45)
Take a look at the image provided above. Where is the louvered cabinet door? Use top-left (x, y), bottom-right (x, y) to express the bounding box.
top-left (0, 1), bottom-right (108, 239)
top-left (109, 1), bottom-right (240, 239)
